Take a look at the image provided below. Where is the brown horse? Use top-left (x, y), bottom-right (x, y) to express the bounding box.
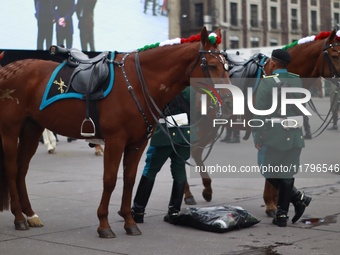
top-left (183, 86), bottom-right (233, 205)
top-left (0, 27), bottom-right (230, 238)
top-left (184, 29), bottom-right (340, 214)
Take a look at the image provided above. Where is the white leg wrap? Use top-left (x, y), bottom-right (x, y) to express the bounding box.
top-left (27, 214), bottom-right (39, 220)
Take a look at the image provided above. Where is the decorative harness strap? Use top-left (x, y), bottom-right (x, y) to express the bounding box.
top-left (115, 53), bottom-right (154, 139)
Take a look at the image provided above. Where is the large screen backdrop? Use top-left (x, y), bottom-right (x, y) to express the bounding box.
top-left (0, 0), bottom-right (169, 53)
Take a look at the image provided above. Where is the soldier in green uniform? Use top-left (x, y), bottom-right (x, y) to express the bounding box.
top-left (253, 49), bottom-right (312, 227)
top-left (327, 80), bottom-right (339, 130)
top-left (131, 87), bottom-right (196, 224)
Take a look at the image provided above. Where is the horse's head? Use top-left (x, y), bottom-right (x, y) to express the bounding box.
top-left (190, 27), bottom-right (233, 119)
top-left (189, 27), bottom-right (230, 82)
top-left (321, 29), bottom-right (340, 78)
top-left (286, 30), bottom-right (340, 80)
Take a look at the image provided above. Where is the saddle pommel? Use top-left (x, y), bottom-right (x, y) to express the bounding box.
top-left (49, 45), bottom-right (68, 57)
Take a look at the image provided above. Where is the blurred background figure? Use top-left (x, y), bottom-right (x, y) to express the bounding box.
top-left (68, 138), bottom-right (104, 156)
top-left (76, 0), bottom-right (97, 51)
top-left (327, 79), bottom-right (340, 130)
top-left (42, 129), bottom-right (57, 154)
top-left (144, 0), bottom-right (157, 16)
top-left (52, 0), bottom-right (76, 48)
top-left (34, 0), bottom-right (54, 50)
top-left (160, 0), bottom-right (167, 16)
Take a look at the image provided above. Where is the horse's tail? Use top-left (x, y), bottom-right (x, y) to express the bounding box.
top-left (0, 134), bottom-right (10, 211)
top-left (0, 51), bottom-right (10, 211)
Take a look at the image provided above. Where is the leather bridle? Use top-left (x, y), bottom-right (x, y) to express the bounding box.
top-left (322, 39), bottom-right (340, 78)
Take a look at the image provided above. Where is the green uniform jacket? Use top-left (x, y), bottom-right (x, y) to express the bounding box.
top-left (150, 87), bottom-right (197, 147)
top-left (252, 69), bottom-right (305, 151)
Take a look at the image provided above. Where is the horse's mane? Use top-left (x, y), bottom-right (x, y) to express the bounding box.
top-left (137, 33), bottom-right (222, 52)
top-left (282, 30), bottom-right (340, 50)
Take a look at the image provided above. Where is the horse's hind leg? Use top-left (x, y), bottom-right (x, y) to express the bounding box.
top-left (1, 124), bottom-right (28, 230)
top-left (17, 119), bottom-right (45, 227)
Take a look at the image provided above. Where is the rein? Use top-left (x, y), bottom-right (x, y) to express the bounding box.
top-left (308, 40), bottom-right (340, 137)
top-left (310, 82), bottom-right (340, 138)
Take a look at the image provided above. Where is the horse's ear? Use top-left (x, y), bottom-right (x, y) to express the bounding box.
top-left (200, 26), bottom-right (209, 45)
top-left (215, 28), bottom-right (222, 39)
top-left (328, 29), bottom-right (337, 42)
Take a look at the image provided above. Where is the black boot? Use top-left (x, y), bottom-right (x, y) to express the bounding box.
top-left (131, 175), bottom-right (155, 223)
top-left (272, 179), bottom-right (294, 227)
top-left (221, 128), bottom-right (232, 142)
top-left (303, 116), bottom-right (312, 139)
top-left (67, 137), bottom-right (77, 142)
top-left (328, 111), bottom-right (338, 130)
top-left (290, 187), bottom-right (312, 223)
top-left (164, 180), bottom-right (186, 225)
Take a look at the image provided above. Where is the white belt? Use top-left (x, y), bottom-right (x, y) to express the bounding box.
top-left (158, 113), bottom-right (188, 127)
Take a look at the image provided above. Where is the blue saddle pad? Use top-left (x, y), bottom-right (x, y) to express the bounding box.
top-left (40, 52), bottom-right (115, 110)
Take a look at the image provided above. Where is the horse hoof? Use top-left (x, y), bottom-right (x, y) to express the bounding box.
top-left (27, 217), bottom-right (44, 227)
top-left (202, 189), bottom-right (212, 202)
top-left (48, 148), bottom-right (55, 154)
top-left (97, 228), bottom-right (116, 238)
top-left (125, 225), bottom-right (142, 236)
top-left (266, 209), bottom-right (277, 218)
top-left (117, 210), bottom-right (123, 217)
top-left (184, 196), bottom-right (197, 205)
top-left (95, 149), bottom-right (103, 156)
top-left (14, 220), bottom-right (29, 230)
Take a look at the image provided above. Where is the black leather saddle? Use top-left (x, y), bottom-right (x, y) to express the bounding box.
top-left (225, 52), bottom-right (268, 91)
top-left (223, 52), bottom-right (269, 140)
top-left (49, 45), bottom-right (110, 100)
top-left (228, 53), bottom-right (267, 79)
top-left (49, 45), bottom-right (111, 137)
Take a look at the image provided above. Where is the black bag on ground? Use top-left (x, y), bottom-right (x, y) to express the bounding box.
top-left (176, 205), bottom-right (260, 233)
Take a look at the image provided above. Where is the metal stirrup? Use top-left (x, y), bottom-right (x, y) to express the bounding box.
top-left (80, 117), bottom-right (96, 137)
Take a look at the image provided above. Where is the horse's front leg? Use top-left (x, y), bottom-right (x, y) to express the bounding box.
top-left (17, 120), bottom-right (45, 228)
top-left (118, 143), bottom-right (147, 236)
top-left (263, 180), bottom-right (278, 217)
top-left (97, 140), bottom-right (124, 238)
top-left (192, 134), bottom-right (214, 202)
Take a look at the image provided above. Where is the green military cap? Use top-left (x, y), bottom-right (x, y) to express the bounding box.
top-left (271, 49), bottom-right (291, 64)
